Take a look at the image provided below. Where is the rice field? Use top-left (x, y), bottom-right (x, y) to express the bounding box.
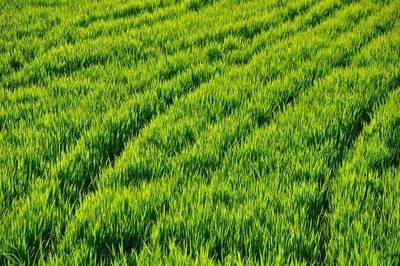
top-left (0, 0), bottom-right (399, 264)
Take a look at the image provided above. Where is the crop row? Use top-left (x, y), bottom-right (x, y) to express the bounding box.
top-left (0, 0), bottom-right (324, 213)
top-left (53, 3), bottom-right (399, 264)
top-left (0, 0), bottom-right (283, 85)
top-left (1, 0), bottom-right (397, 264)
top-left (326, 27), bottom-right (400, 264)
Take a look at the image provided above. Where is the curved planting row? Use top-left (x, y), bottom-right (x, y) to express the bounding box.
top-left (0, 0), bottom-right (287, 88)
top-left (325, 25), bottom-right (400, 265)
top-left (36, 1), bottom-right (400, 264)
top-left (1, 0), bottom-right (399, 264)
top-left (0, 0), bottom-right (349, 263)
top-left (49, 2), bottom-right (400, 264)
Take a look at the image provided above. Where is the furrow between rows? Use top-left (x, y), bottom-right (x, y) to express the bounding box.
top-left (321, 23), bottom-right (400, 265)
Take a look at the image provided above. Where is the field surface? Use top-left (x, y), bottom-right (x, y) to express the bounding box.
top-left (0, 0), bottom-right (399, 264)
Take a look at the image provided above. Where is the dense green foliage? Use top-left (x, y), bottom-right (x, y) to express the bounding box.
top-left (0, 0), bottom-right (399, 264)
